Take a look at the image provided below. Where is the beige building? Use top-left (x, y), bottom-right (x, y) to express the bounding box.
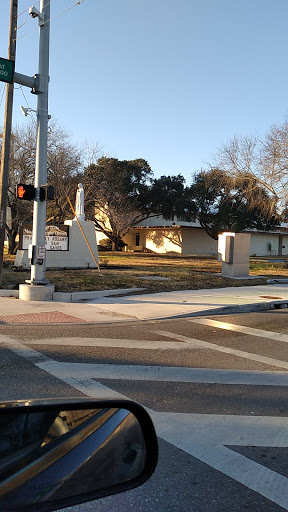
top-left (119, 216), bottom-right (288, 257)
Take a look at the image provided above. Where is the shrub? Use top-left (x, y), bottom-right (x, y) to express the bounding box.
top-left (98, 239), bottom-right (113, 251)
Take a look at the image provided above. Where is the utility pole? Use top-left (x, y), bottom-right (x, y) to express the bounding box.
top-left (0, 0), bottom-right (18, 286)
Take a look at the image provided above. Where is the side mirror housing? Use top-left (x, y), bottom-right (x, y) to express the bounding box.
top-left (0, 398), bottom-right (158, 511)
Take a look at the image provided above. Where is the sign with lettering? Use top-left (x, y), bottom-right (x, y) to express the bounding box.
top-left (21, 225), bottom-right (69, 251)
top-left (0, 57), bottom-right (15, 84)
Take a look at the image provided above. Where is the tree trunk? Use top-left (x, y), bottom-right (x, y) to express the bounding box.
top-left (199, 219), bottom-right (218, 240)
top-left (112, 235), bottom-right (122, 251)
top-left (5, 225), bottom-right (17, 254)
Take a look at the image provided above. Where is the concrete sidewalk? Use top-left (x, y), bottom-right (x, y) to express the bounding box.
top-left (0, 284), bottom-right (288, 324)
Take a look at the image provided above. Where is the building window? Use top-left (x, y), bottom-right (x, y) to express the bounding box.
top-left (135, 233), bottom-right (140, 246)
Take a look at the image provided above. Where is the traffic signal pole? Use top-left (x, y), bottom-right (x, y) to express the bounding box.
top-left (0, 1), bottom-right (54, 300)
top-left (29, 0), bottom-right (50, 285)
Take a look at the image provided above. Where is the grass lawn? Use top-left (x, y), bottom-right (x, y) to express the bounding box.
top-left (2, 250), bottom-right (288, 294)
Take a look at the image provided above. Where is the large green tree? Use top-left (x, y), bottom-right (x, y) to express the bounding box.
top-left (83, 158), bottom-right (191, 250)
top-left (189, 168), bottom-right (280, 240)
top-left (83, 158), bottom-right (155, 250)
top-left (150, 174), bottom-right (195, 221)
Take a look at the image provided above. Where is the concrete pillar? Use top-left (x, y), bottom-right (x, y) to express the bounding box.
top-left (218, 232), bottom-right (251, 277)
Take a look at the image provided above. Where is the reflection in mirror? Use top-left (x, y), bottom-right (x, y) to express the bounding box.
top-left (0, 407), bottom-right (146, 510)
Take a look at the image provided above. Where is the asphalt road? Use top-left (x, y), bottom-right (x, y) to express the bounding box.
top-left (1, 309), bottom-right (288, 511)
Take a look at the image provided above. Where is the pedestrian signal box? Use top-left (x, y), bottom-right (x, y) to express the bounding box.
top-left (40, 185), bottom-right (54, 201)
top-left (16, 184), bottom-right (35, 201)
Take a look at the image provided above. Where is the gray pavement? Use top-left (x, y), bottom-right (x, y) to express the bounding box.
top-left (0, 284), bottom-right (288, 324)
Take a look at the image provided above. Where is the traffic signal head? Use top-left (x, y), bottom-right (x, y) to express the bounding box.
top-left (16, 184), bottom-right (35, 201)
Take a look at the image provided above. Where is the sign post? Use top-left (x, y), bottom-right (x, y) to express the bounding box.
top-left (28, 0), bottom-right (51, 288)
top-left (1, 1), bottom-right (54, 300)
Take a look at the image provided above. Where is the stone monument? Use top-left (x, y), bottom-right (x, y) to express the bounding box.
top-left (15, 184), bottom-right (99, 269)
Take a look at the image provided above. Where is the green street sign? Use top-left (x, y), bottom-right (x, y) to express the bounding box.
top-left (0, 57), bottom-right (15, 84)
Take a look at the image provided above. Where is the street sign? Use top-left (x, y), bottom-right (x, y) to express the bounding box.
top-left (37, 245), bottom-right (46, 260)
top-left (0, 57), bottom-right (15, 84)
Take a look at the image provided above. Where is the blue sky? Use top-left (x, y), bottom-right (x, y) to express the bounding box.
top-left (1, 0), bottom-right (288, 183)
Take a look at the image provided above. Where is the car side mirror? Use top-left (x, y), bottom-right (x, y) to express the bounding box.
top-left (0, 398), bottom-right (158, 511)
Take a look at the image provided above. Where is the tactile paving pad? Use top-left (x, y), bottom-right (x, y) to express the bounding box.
top-left (0, 311), bottom-right (87, 324)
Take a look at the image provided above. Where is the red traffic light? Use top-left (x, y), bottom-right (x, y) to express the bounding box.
top-left (16, 184), bottom-right (35, 201)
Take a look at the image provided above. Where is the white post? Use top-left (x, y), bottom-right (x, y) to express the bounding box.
top-left (29, 0), bottom-right (50, 284)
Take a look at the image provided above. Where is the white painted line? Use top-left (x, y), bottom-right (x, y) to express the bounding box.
top-left (0, 335), bottom-right (126, 401)
top-left (150, 411), bottom-right (288, 510)
top-left (23, 337), bottom-right (191, 350)
top-left (47, 375), bottom-right (126, 401)
top-left (0, 336), bottom-right (52, 364)
top-left (170, 412), bottom-right (288, 447)
top-left (36, 361), bottom-right (288, 386)
top-left (154, 329), bottom-right (288, 370)
top-left (189, 318), bottom-right (288, 343)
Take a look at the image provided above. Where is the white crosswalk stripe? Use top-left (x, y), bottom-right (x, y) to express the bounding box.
top-left (34, 361), bottom-right (288, 386)
top-left (153, 328), bottom-right (288, 370)
top-left (19, 337), bottom-right (196, 350)
top-left (189, 317), bottom-right (288, 343)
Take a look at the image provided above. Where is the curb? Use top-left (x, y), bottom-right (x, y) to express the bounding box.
top-left (0, 288), bottom-right (145, 302)
top-left (52, 288), bottom-right (145, 302)
top-left (0, 290), bottom-right (19, 298)
top-left (150, 300), bottom-right (288, 321)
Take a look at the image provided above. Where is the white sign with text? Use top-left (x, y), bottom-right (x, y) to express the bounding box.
top-left (22, 225), bottom-right (69, 251)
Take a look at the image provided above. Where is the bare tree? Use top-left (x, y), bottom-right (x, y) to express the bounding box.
top-left (213, 133), bottom-right (281, 204)
top-left (261, 118), bottom-right (288, 205)
top-left (215, 135), bottom-right (259, 176)
top-left (92, 189), bottom-right (150, 251)
top-left (0, 123), bottom-right (36, 253)
top-left (0, 121), bottom-right (98, 252)
top-left (82, 140), bottom-right (104, 167)
top-left (46, 122), bottom-right (82, 223)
